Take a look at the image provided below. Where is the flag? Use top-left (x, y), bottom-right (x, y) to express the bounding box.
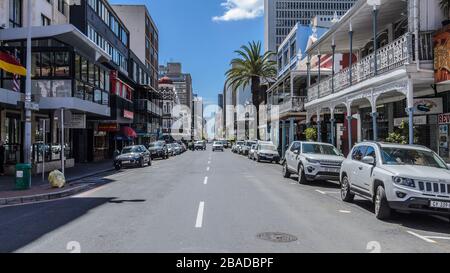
top-left (12, 49), bottom-right (20, 92)
top-left (0, 50), bottom-right (26, 76)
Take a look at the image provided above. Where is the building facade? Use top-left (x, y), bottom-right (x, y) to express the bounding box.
top-left (159, 62), bottom-right (193, 110)
top-left (0, 0), bottom-right (162, 174)
top-left (304, 0), bottom-right (442, 156)
top-left (264, 0), bottom-right (357, 53)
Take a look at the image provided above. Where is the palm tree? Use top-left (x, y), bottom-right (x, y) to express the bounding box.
top-left (225, 41), bottom-right (277, 140)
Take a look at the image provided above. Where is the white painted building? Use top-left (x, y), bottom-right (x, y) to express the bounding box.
top-left (0, 0), bottom-right (69, 29)
top-left (304, 0), bottom-right (444, 155)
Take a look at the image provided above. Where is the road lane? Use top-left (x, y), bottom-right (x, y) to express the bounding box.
top-left (0, 146), bottom-right (449, 253)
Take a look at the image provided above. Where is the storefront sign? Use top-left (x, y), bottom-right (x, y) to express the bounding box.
top-left (439, 113), bottom-right (450, 124)
top-left (413, 98), bottom-right (443, 115)
top-left (98, 123), bottom-right (119, 132)
top-left (394, 116), bottom-right (427, 127)
top-left (123, 110), bottom-right (134, 120)
top-left (64, 114), bottom-right (86, 129)
top-left (434, 25), bottom-right (450, 83)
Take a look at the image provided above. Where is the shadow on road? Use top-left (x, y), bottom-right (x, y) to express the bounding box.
top-left (287, 176), bottom-right (341, 189)
top-left (0, 197), bottom-right (114, 253)
top-left (352, 199), bottom-right (450, 234)
top-left (108, 199), bottom-right (146, 204)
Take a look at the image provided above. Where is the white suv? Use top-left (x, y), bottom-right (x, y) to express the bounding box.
top-left (340, 142), bottom-right (450, 220)
top-left (282, 141), bottom-right (345, 184)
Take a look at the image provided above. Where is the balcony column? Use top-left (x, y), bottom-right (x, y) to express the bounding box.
top-left (289, 118), bottom-right (295, 145)
top-left (317, 110), bottom-right (322, 143)
top-left (330, 110), bottom-right (336, 146)
top-left (281, 120), bottom-right (287, 158)
top-left (317, 52), bottom-right (322, 97)
top-left (371, 111), bottom-right (379, 141)
top-left (406, 79), bottom-right (414, 144)
top-left (331, 37), bottom-right (336, 93)
top-left (306, 55), bottom-right (311, 89)
top-left (346, 103), bottom-right (353, 150)
top-left (348, 22), bottom-right (353, 86)
top-left (372, 5), bottom-right (379, 76)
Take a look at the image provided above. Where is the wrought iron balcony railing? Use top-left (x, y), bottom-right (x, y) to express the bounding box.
top-left (308, 33), bottom-right (412, 103)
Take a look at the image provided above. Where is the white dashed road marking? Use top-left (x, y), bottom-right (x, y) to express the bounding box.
top-left (407, 231), bottom-right (437, 243)
top-left (204, 176), bottom-right (208, 185)
top-left (206, 166), bottom-right (210, 171)
top-left (339, 210), bottom-right (351, 214)
top-left (195, 202), bottom-right (205, 228)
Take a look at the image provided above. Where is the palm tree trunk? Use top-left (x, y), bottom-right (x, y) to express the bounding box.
top-left (251, 77), bottom-right (261, 140)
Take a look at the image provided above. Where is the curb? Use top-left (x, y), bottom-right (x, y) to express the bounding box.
top-left (0, 167), bottom-right (115, 207)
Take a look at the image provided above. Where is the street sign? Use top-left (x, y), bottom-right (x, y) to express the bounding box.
top-left (25, 101), bottom-right (39, 111)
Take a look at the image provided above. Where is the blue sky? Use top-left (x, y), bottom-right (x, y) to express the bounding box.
top-left (110, 0), bottom-right (265, 105)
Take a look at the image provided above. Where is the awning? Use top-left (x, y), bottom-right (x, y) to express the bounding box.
top-left (121, 126), bottom-right (137, 138)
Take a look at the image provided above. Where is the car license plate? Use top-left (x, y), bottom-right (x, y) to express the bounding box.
top-left (324, 167), bottom-right (339, 173)
top-left (430, 201), bottom-right (450, 209)
top-left (122, 161), bottom-right (130, 164)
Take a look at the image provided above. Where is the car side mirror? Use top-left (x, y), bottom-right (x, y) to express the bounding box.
top-left (447, 164), bottom-right (450, 169)
top-left (362, 156), bottom-right (375, 165)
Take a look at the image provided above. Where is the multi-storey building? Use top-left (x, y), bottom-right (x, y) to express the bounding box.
top-left (159, 62), bottom-right (193, 110)
top-left (0, 0), bottom-right (162, 174)
top-left (0, 0), bottom-right (112, 171)
top-left (158, 76), bottom-right (178, 140)
top-left (192, 94), bottom-right (204, 140)
top-left (304, 0), bottom-right (441, 156)
top-left (264, 0), bottom-right (357, 53)
top-left (111, 4), bottom-right (161, 145)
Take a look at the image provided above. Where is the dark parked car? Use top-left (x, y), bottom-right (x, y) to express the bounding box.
top-left (114, 145), bottom-right (151, 170)
top-left (147, 141), bottom-right (169, 160)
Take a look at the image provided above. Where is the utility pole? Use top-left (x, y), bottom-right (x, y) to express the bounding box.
top-left (24, 0), bottom-right (32, 165)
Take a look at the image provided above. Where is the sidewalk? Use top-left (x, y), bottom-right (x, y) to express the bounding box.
top-left (0, 160), bottom-right (115, 205)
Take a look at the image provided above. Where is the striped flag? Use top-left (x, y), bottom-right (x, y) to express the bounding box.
top-left (0, 50), bottom-right (26, 76)
top-left (12, 50), bottom-right (20, 92)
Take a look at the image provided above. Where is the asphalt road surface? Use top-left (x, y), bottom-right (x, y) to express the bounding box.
top-left (1, 146), bottom-right (450, 253)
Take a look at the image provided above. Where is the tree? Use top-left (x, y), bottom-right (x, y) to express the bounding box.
top-left (225, 41), bottom-right (277, 140)
top-left (305, 127), bottom-right (317, 141)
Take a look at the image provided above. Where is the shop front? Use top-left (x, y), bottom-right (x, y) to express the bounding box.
top-left (434, 24), bottom-right (450, 162)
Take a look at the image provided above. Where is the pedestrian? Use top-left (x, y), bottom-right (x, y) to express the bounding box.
top-left (0, 141), bottom-right (5, 176)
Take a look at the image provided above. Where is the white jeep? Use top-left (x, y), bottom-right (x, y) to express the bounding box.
top-left (340, 142), bottom-right (450, 220)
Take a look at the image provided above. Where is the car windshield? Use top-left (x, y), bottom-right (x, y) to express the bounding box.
top-left (247, 142), bottom-right (256, 146)
top-left (237, 142), bottom-right (244, 145)
top-left (302, 143), bottom-right (340, 155)
top-left (122, 147), bottom-right (139, 154)
top-left (260, 145), bottom-right (277, 151)
top-left (149, 142), bottom-right (163, 148)
top-left (381, 147), bottom-right (448, 169)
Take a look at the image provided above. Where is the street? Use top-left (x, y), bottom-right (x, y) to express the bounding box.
top-left (1, 146), bottom-right (450, 253)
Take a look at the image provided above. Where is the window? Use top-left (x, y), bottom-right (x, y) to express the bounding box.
top-left (94, 89), bottom-right (102, 104)
top-left (364, 146), bottom-right (376, 161)
top-left (290, 142), bottom-right (300, 152)
top-left (81, 57), bottom-right (88, 82)
top-left (41, 14), bottom-right (51, 26)
top-left (54, 52), bottom-right (69, 77)
top-left (57, 0), bottom-right (65, 15)
top-left (75, 54), bottom-right (81, 80)
top-left (40, 52), bottom-right (53, 77)
top-left (85, 85), bottom-right (93, 102)
top-left (352, 146), bottom-right (367, 161)
top-left (9, 0), bottom-right (22, 28)
top-left (88, 61), bottom-right (95, 84)
top-left (88, 0), bottom-right (97, 12)
top-left (74, 80), bottom-right (84, 100)
top-left (102, 91), bottom-right (109, 105)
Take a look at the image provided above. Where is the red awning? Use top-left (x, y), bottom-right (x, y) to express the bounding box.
top-left (121, 126), bottom-right (137, 138)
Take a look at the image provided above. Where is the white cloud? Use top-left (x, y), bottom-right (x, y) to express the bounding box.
top-left (212, 0), bottom-right (264, 22)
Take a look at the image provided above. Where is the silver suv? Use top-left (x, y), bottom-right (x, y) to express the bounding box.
top-left (340, 142), bottom-right (450, 220)
top-left (282, 141), bottom-right (345, 184)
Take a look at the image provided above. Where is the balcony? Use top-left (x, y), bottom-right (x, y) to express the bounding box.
top-left (308, 33), bottom-right (411, 103)
top-left (279, 96), bottom-right (307, 114)
top-left (137, 99), bottom-right (162, 116)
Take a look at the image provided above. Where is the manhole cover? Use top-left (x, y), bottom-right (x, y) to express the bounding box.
top-left (256, 232), bottom-right (298, 243)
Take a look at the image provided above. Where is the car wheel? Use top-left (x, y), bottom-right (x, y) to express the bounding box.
top-left (257, 156), bottom-right (260, 162)
top-left (341, 175), bottom-right (354, 202)
top-left (139, 158), bottom-right (145, 168)
top-left (114, 163), bottom-right (121, 170)
top-left (375, 186), bottom-right (392, 220)
top-left (148, 158), bottom-right (152, 166)
top-left (298, 164), bottom-right (308, 185)
top-left (282, 162), bottom-right (291, 178)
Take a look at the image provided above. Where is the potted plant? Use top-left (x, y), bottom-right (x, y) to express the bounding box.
top-left (440, 0), bottom-right (450, 26)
